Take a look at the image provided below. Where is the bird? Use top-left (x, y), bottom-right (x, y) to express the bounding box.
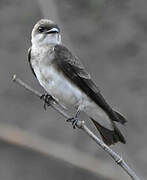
top-left (28, 19), bottom-right (127, 146)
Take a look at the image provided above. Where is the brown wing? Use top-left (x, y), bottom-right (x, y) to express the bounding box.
top-left (28, 47), bottom-right (36, 77)
top-left (54, 44), bottom-right (127, 124)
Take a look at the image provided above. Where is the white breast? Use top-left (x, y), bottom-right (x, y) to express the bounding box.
top-left (31, 45), bottom-right (83, 107)
top-left (34, 61), bottom-right (84, 107)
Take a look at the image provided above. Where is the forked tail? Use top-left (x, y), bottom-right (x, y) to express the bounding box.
top-left (91, 118), bottom-right (126, 146)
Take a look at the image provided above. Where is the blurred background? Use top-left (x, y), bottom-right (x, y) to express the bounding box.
top-left (0, 0), bottom-right (146, 179)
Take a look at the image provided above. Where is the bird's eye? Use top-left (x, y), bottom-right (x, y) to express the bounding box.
top-left (38, 26), bottom-right (44, 33)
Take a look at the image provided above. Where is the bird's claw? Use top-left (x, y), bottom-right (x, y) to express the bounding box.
top-left (66, 116), bottom-right (79, 129)
top-left (40, 93), bottom-right (54, 110)
top-left (66, 110), bottom-right (81, 129)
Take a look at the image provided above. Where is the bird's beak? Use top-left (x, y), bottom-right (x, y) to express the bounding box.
top-left (46, 28), bottom-right (59, 34)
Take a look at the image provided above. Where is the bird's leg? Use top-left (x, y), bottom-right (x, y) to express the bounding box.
top-left (66, 110), bottom-right (81, 129)
top-left (40, 93), bottom-right (54, 110)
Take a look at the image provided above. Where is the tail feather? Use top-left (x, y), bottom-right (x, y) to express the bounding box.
top-left (91, 119), bottom-right (126, 146)
top-left (113, 110), bottom-right (127, 124)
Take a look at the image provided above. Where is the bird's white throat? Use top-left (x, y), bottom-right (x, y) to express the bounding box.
top-left (32, 33), bottom-right (62, 47)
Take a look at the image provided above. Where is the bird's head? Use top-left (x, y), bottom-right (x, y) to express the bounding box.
top-left (31, 19), bottom-right (61, 47)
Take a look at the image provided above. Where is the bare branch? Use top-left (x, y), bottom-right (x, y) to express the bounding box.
top-left (12, 74), bottom-right (141, 180)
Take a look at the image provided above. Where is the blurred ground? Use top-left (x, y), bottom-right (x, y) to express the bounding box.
top-left (0, 140), bottom-right (108, 180)
top-left (0, 0), bottom-right (147, 179)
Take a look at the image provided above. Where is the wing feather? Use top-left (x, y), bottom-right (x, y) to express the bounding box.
top-left (54, 44), bottom-right (126, 124)
top-left (28, 47), bottom-right (36, 77)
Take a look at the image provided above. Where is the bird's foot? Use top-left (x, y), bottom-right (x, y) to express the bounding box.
top-left (40, 93), bottom-right (54, 110)
top-left (66, 110), bottom-right (81, 129)
top-left (66, 117), bottom-right (79, 129)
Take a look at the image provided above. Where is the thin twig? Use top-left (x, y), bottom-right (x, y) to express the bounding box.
top-left (12, 74), bottom-right (141, 180)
